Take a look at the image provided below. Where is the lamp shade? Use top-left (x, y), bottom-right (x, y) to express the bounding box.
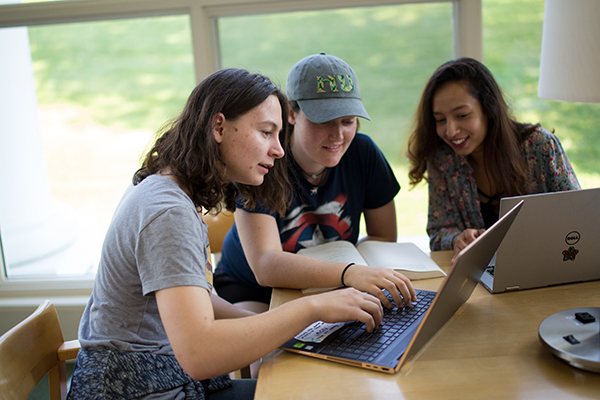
top-left (538, 0), bottom-right (600, 103)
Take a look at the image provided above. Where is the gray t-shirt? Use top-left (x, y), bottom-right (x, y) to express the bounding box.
top-left (79, 175), bottom-right (212, 355)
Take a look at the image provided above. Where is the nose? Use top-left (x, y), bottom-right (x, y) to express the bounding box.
top-left (329, 121), bottom-right (345, 141)
top-left (270, 136), bottom-right (285, 159)
top-left (446, 118), bottom-right (460, 138)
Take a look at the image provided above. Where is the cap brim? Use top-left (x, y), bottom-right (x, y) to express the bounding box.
top-left (297, 98), bottom-right (371, 124)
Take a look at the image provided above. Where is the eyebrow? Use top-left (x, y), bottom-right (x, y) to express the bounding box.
top-left (259, 120), bottom-right (281, 131)
top-left (433, 104), bottom-right (470, 115)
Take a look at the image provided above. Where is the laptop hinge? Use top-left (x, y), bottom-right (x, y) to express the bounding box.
top-left (505, 285), bottom-right (521, 292)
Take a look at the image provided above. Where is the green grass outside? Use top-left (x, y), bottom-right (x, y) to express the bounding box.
top-left (26, 0), bottom-right (600, 237)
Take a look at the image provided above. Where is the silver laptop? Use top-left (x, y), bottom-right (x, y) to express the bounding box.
top-left (280, 201), bottom-right (524, 374)
top-left (481, 187), bottom-right (600, 294)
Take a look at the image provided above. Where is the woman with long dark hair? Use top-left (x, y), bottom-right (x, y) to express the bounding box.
top-left (407, 58), bottom-right (580, 258)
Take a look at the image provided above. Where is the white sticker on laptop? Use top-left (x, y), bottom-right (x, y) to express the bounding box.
top-left (295, 321), bottom-right (345, 343)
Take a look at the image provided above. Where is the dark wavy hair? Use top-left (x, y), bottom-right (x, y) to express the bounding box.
top-left (407, 57), bottom-right (538, 197)
top-left (134, 68), bottom-right (291, 214)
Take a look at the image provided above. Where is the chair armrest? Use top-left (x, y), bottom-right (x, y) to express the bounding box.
top-left (58, 339), bottom-right (80, 361)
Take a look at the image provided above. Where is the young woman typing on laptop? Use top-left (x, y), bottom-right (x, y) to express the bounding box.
top-left (67, 69), bottom-right (384, 400)
top-left (214, 53), bottom-right (416, 313)
top-left (407, 58), bottom-right (580, 261)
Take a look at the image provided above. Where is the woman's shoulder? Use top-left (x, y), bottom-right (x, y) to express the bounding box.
top-left (120, 175), bottom-right (196, 220)
top-left (133, 175), bottom-right (188, 202)
top-left (521, 125), bottom-right (564, 152)
top-left (522, 124), bottom-right (555, 142)
top-left (351, 132), bottom-right (377, 148)
top-left (345, 132), bottom-right (385, 161)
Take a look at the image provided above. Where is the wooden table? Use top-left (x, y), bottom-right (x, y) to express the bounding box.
top-left (255, 251), bottom-right (600, 399)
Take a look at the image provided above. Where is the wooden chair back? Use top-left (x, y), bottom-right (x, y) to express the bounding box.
top-left (204, 211), bottom-right (235, 254)
top-left (0, 300), bottom-right (80, 400)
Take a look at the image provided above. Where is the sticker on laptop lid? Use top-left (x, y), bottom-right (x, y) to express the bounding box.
top-left (562, 246), bottom-right (579, 261)
top-left (295, 321), bottom-right (345, 343)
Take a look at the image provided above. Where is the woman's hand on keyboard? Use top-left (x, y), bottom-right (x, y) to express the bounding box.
top-left (307, 288), bottom-right (384, 332)
top-left (341, 264), bottom-right (417, 309)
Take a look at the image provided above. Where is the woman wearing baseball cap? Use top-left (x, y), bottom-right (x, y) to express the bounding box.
top-left (215, 53), bottom-right (416, 315)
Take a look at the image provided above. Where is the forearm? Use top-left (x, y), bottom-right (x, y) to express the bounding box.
top-left (251, 249), bottom-right (348, 289)
top-left (211, 292), bottom-right (255, 319)
top-left (180, 287), bottom-right (385, 380)
top-left (253, 250), bottom-right (417, 309)
top-left (427, 225), bottom-right (460, 251)
top-left (237, 209), bottom-right (361, 289)
top-left (181, 296), bottom-right (320, 380)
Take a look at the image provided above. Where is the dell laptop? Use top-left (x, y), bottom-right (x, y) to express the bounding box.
top-left (481, 187), bottom-right (600, 293)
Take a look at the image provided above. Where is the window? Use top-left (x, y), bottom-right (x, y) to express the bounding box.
top-left (1, 16), bottom-right (195, 281)
top-left (0, 0), bottom-right (480, 295)
top-left (482, 0), bottom-right (600, 188)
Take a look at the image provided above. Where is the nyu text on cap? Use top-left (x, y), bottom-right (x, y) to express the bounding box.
top-left (286, 52), bottom-right (370, 123)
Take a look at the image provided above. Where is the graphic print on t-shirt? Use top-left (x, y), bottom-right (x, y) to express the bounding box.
top-left (281, 194), bottom-right (352, 252)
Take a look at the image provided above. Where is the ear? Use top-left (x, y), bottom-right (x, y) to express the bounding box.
top-left (287, 107), bottom-right (297, 126)
top-left (212, 113), bottom-right (226, 144)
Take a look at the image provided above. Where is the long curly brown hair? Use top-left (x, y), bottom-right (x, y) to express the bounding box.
top-left (134, 68), bottom-right (291, 215)
top-left (407, 58), bottom-right (538, 198)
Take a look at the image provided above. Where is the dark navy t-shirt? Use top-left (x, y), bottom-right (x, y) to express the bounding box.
top-left (219, 133), bottom-right (400, 288)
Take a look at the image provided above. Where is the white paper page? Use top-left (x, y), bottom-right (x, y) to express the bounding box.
top-left (297, 240), bottom-right (366, 265)
top-left (356, 241), bottom-right (442, 272)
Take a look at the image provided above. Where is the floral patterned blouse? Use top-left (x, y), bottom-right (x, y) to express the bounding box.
top-left (427, 126), bottom-right (581, 251)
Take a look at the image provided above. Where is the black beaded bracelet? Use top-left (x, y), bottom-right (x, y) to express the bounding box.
top-left (341, 262), bottom-right (356, 287)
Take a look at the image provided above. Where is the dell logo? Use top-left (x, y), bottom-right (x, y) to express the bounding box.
top-left (565, 231), bottom-right (580, 245)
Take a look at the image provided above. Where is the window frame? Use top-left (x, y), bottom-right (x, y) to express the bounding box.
top-left (0, 0), bottom-right (481, 299)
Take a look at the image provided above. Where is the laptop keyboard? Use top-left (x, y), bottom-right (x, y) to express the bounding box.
top-left (319, 289), bottom-right (436, 363)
